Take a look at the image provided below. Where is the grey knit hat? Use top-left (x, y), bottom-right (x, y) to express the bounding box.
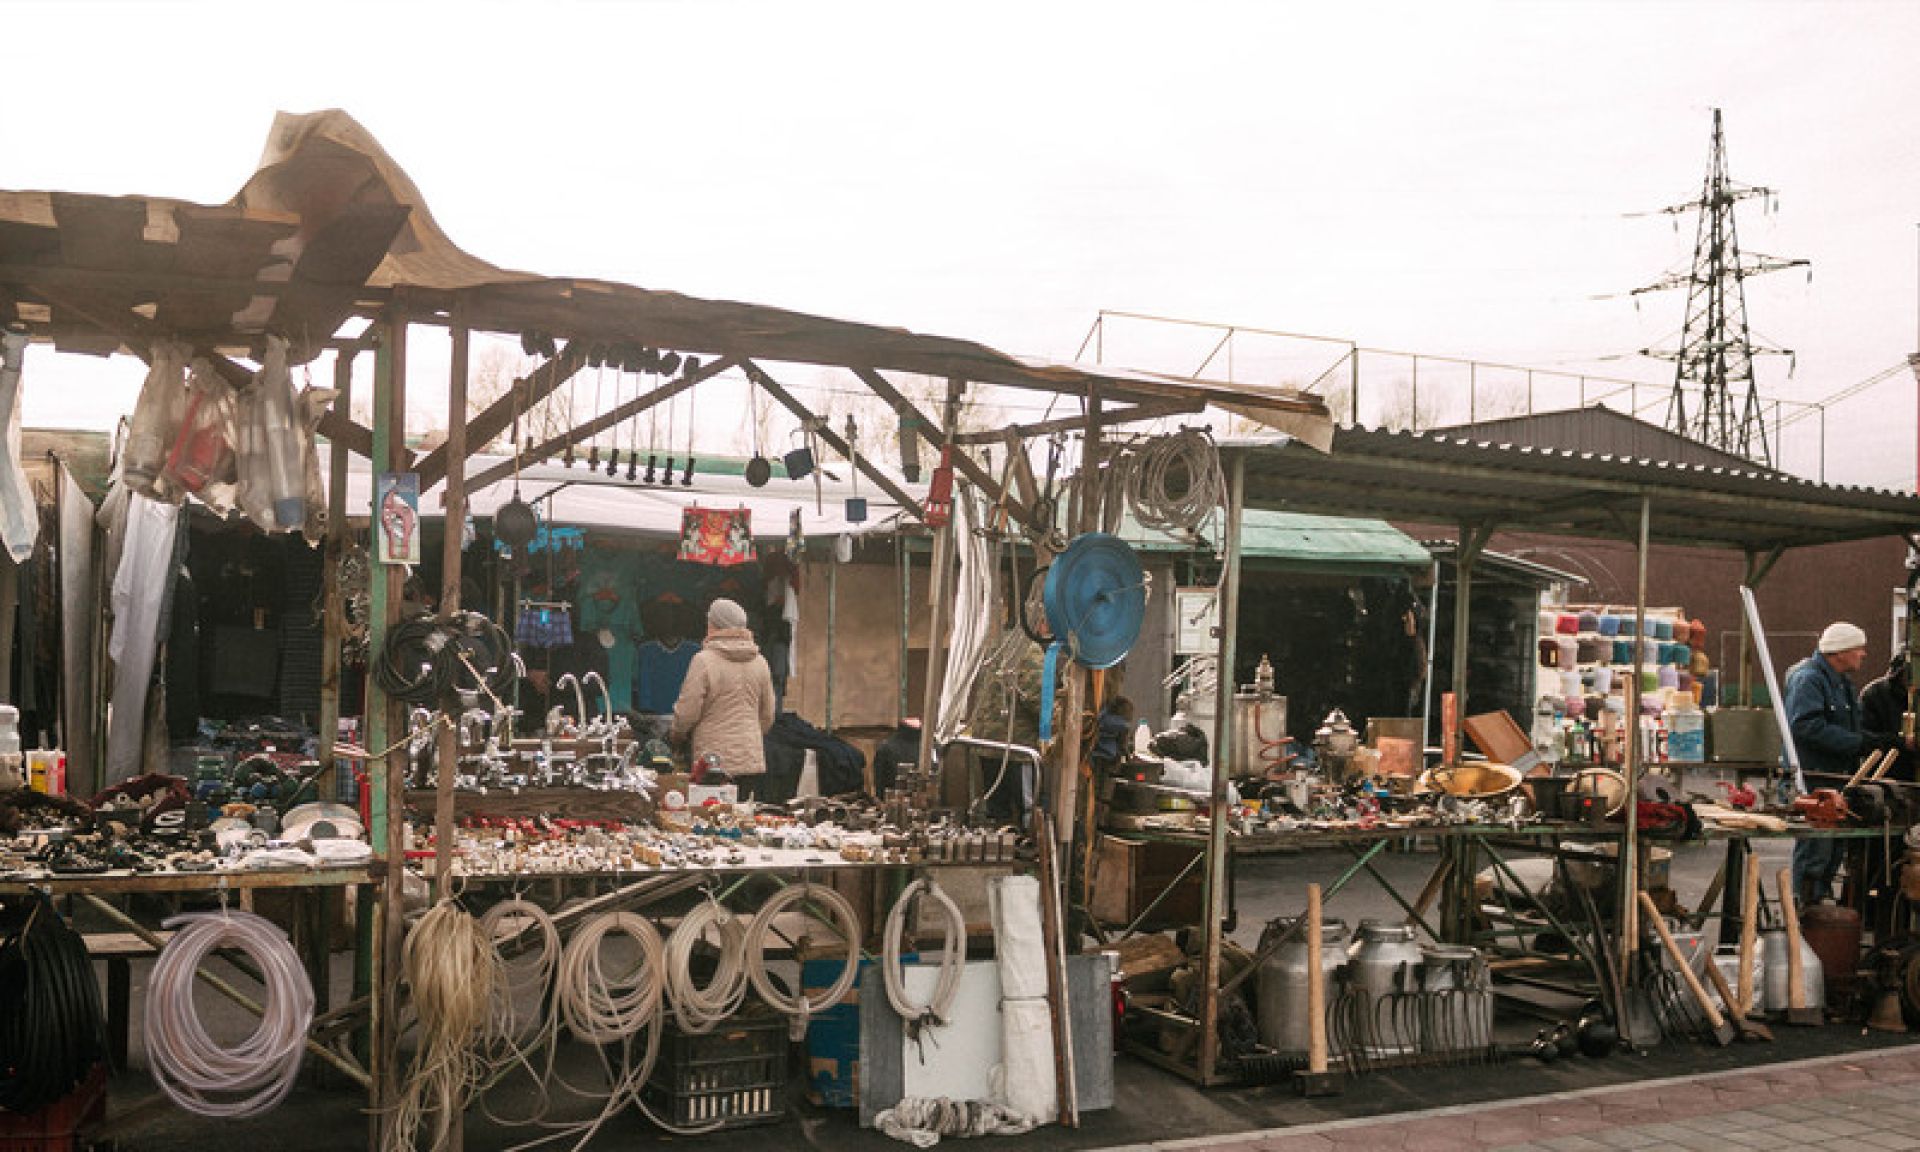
top-left (708, 598), bottom-right (748, 631)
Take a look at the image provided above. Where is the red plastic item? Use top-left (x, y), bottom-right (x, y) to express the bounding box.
top-left (0, 1063), bottom-right (106, 1152)
top-left (923, 446), bottom-right (954, 528)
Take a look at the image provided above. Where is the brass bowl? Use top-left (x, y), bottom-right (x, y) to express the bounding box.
top-left (1417, 762), bottom-right (1523, 800)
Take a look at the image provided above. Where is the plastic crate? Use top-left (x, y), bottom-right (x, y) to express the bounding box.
top-left (643, 1011), bottom-right (787, 1129)
top-left (0, 1063), bottom-right (106, 1152)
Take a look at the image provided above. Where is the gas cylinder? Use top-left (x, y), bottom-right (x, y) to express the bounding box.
top-left (1800, 902), bottom-right (1863, 1002)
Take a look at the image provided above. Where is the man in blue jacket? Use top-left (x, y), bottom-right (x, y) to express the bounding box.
top-left (1785, 622), bottom-right (1904, 907)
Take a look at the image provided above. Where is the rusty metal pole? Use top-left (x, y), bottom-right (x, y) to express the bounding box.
top-left (1196, 451), bottom-right (1245, 1083)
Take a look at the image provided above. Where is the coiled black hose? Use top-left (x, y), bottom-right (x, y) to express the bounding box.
top-left (374, 612), bottom-right (519, 707)
top-left (0, 893), bottom-right (106, 1113)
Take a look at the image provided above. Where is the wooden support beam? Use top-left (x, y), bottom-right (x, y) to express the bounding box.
top-left (316, 350), bottom-right (356, 798)
top-left (461, 355), bottom-right (740, 495)
top-left (850, 365), bottom-right (1036, 530)
top-left (414, 339), bottom-right (584, 491)
top-left (745, 361), bottom-right (926, 521)
top-left (951, 396), bottom-right (1206, 444)
top-left (435, 314), bottom-right (468, 905)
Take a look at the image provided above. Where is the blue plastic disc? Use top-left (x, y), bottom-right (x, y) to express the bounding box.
top-left (1043, 532), bottom-right (1147, 670)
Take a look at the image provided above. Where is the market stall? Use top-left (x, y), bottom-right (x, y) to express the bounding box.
top-left (1096, 428), bottom-right (1920, 1086)
top-left (0, 108), bottom-right (1332, 1151)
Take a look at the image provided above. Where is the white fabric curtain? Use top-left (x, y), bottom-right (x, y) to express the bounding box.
top-left (104, 493), bottom-right (178, 783)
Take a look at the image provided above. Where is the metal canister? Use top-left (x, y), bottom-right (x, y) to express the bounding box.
top-left (1761, 928), bottom-right (1826, 1016)
top-left (1255, 916), bottom-right (1349, 1057)
top-left (1348, 920), bottom-right (1423, 1057)
top-left (1419, 945), bottom-right (1492, 1055)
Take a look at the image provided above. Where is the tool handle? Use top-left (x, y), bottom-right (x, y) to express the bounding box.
top-left (1700, 944), bottom-right (1747, 1022)
top-left (1777, 867), bottom-right (1807, 1011)
top-left (1736, 862), bottom-right (1760, 1013)
top-left (1846, 750), bottom-right (1885, 790)
top-left (1638, 891), bottom-right (1726, 1030)
top-left (1305, 883), bottom-right (1329, 1074)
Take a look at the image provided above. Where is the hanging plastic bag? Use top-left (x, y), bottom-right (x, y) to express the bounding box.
top-left (296, 379), bottom-right (337, 545)
top-left (234, 336), bottom-right (311, 533)
top-left (0, 331), bottom-right (40, 562)
top-left (123, 342), bottom-right (190, 501)
top-left (160, 358), bottom-right (239, 511)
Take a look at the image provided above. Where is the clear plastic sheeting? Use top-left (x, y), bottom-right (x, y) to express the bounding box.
top-left (104, 493), bottom-right (179, 783)
top-left (123, 344), bottom-right (190, 501)
top-left (935, 488), bottom-right (995, 743)
top-left (0, 332), bottom-right (38, 562)
top-left (236, 335), bottom-right (309, 533)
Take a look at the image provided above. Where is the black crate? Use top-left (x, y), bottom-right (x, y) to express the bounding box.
top-left (643, 1011), bottom-right (788, 1129)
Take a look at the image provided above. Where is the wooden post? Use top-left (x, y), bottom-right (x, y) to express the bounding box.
top-left (317, 351), bottom-right (354, 800)
top-left (1617, 496), bottom-right (1651, 1001)
top-left (1196, 452), bottom-right (1245, 1084)
top-left (368, 307), bottom-right (409, 1151)
top-left (433, 314), bottom-right (468, 903)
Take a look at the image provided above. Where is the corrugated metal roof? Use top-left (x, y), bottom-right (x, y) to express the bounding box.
top-left (1434, 405), bottom-right (1772, 474)
top-left (1117, 508), bottom-right (1431, 570)
top-left (1220, 426), bottom-right (1920, 552)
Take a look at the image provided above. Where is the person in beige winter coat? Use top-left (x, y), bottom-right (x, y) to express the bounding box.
top-left (671, 598), bottom-right (777, 793)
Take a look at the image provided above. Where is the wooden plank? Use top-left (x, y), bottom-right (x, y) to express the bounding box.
top-left (951, 397), bottom-right (1207, 445)
top-left (402, 787), bottom-right (654, 824)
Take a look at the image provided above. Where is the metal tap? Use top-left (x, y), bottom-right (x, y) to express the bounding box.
top-left (553, 673), bottom-right (585, 735)
top-left (581, 671), bottom-right (613, 735)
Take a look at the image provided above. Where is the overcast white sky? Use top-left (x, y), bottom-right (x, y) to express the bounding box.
top-left (7, 1), bottom-right (1920, 488)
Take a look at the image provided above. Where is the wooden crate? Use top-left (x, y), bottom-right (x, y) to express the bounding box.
top-left (1089, 835), bottom-right (1203, 930)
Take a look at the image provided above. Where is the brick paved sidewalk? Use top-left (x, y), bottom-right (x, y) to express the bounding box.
top-left (1117, 1043), bottom-right (1920, 1152)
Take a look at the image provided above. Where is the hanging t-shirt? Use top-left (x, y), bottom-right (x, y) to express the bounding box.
top-left (635, 640), bottom-right (699, 715)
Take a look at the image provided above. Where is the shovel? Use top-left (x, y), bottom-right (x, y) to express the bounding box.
top-left (1638, 892), bottom-right (1736, 1046)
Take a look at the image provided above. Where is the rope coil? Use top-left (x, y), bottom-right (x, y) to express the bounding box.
top-left (145, 909), bottom-right (314, 1119)
top-left (883, 879), bottom-right (966, 1038)
top-left (1122, 428), bottom-right (1225, 538)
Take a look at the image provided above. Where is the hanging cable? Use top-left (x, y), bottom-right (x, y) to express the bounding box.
top-left (145, 909), bottom-right (313, 1119)
top-left (475, 898), bottom-right (562, 1126)
top-left (882, 879), bottom-right (965, 1038)
top-left (744, 883), bottom-right (861, 1036)
top-left (0, 894), bottom-right (106, 1114)
top-left (388, 899), bottom-right (501, 1152)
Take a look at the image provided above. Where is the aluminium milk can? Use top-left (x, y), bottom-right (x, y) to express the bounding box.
top-left (1255, 916), bottom-right (1349, 1057)
top-left (1349, 920), bottom-right (1424, 1057)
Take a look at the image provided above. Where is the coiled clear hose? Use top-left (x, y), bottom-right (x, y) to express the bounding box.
top-left (744, 883), bottom-right (861, 1034)
top-left (144, 910), bottom-right (314, 1118)
top-left (664, 898), bottom-right (749, 1035)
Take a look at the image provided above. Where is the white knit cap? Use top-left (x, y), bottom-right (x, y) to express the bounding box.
top-left (708, 598), bottom-right (748, 630)
top-left (1818, 621), bottom-right (1868, 654)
